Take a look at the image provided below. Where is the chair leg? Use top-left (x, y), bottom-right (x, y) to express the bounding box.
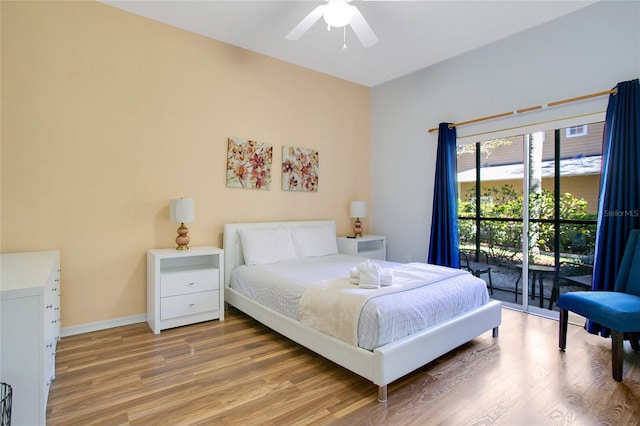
top-left (548, 281), bottom-right (559, 310)
top-left (559, 308), bottom-right (568, 351)
top-left (612, 331), bottom-right (624, 382)
top-left (629, 333), bottom-right (640, 351)
top-left (557, 310), bottom-right (626, 382)
top-left (537, 273), bottom-right (544, 308)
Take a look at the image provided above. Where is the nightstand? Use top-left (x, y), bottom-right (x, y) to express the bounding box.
top-left (336, 235), bottom-right (386, 260)
top-left (147, 246), bottom-right (224, 334)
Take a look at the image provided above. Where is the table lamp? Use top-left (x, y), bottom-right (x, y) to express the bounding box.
top-left (350, 200), bottom-right (366, 238)
top-left (170, 198), bottom-right (195, 250)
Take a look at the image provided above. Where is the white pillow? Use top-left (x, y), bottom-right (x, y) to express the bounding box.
top-left (239, 227), bottom-right (297, 265)
top-left (291, 226), bottom-right (338, 257)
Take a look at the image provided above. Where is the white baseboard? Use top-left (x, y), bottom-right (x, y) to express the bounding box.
top-left (61, 314), bottom-right (147, 337)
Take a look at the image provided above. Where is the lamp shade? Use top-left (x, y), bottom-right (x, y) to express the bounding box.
top-left (170, 198), bottom-right (195, 223)
top-left (350, 201), bottom-right (367, 218)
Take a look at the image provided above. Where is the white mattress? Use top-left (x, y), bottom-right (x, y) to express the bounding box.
top-left (229, 254), bottom-right (490, 350)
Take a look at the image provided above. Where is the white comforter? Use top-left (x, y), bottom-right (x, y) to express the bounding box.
top-left (229, 254), bottom-right (490, 350)
top-left (298, 263), bottom-right (469, 346)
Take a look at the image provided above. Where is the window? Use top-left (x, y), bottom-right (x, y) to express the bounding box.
top-left (565, 125), bottom-right (587, 138)
top-left (457, 123), bottom-right (603, 312)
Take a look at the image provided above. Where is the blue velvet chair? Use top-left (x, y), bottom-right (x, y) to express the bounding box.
top-left (558, 229), bottom-right (640, 382)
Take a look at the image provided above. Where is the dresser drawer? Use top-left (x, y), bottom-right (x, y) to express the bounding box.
top-left (160, 290), bottom-right (219, 320)
top-left (161, 268), bottom-right (219, 297)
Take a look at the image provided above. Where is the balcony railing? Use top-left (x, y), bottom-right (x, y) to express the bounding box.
top-left (459, 216), bottom-right (595, 310)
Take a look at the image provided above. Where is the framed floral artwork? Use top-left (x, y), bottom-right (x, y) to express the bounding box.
top-left (282, 146), bottom-right (319, 192)
top-left (226, 137), bottom-right (272, 190)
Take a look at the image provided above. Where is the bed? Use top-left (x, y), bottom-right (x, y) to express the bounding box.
top-left (223, 220), bottom-right (502, 402)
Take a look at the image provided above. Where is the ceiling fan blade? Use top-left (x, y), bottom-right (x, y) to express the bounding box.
top-left (286, 5), bottom-right (325, 41)
top-left (349, 6), bottom-right (378, 47)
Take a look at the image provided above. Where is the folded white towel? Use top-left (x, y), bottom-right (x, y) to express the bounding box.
top-left (359, 283), bottom-right (380, 289)
top-left (358, 259), bottom-right (381, 289)
top-left (380, 269), bottom-right (393, 286)
top-left (349, 267), bottom-right (359, 278)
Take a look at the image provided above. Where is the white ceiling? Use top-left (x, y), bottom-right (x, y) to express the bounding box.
top-left (101, 0), bottom-right (598, 87)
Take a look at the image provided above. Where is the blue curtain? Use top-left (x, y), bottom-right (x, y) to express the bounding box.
top-left (428, 123), bottom-right (460, 268)
top-left (588, 78), bottom-right (640, 335)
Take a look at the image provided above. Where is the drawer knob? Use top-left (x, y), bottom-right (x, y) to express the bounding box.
top-left (188, 282), bottom-right (195, 286)
top-left (189, 303), bottom-right (195, 307)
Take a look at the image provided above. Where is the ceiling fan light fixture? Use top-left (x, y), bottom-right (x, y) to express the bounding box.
top-left (323, 1), bottom-right (353, 28)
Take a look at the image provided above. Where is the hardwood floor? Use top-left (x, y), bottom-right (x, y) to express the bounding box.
top-left (47, 307), bottom-right (640, 425)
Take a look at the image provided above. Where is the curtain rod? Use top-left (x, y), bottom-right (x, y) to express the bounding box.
top-left (457, 110), bottom-right (606, 141)
top-left (427, 88), bottom-right (617, 134)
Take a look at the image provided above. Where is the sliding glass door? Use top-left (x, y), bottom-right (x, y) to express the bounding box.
top-left (457, 122), bottom-right (602, 315)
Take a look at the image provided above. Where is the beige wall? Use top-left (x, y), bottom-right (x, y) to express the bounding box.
top-left (1, 2), bottom-right (371, 327)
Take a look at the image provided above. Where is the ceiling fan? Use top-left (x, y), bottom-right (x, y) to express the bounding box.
top-left (286, 0), bottom-right (378, 48)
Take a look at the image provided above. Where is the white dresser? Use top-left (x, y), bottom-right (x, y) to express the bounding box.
top-left (0, 250), bottom-right (61, 426)
top-left (147, 246), bottom-right (224, 334)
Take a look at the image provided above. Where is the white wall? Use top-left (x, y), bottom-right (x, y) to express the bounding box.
top-left (371, 1), bottom-right (640, 263)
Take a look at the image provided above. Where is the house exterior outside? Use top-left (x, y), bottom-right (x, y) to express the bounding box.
top-left (457, 122), bottom-right (604, 215)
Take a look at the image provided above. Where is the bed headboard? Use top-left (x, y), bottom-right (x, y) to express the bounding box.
top-left (222, 220), bottom-right (336, 287)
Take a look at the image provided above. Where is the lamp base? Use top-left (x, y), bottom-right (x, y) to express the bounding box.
top-left (176, 223), bottom-right (190, 250)
top-left (353, 218), bottom-right (363, 238)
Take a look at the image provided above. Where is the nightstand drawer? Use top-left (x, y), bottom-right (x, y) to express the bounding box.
top-left (160, 290), bottom-right (219, 320)
top-left (160, 268), bottom-right (219, 297)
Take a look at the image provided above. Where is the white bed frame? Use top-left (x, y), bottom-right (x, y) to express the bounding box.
top-left (223, 220), bottom-right (502, 402)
